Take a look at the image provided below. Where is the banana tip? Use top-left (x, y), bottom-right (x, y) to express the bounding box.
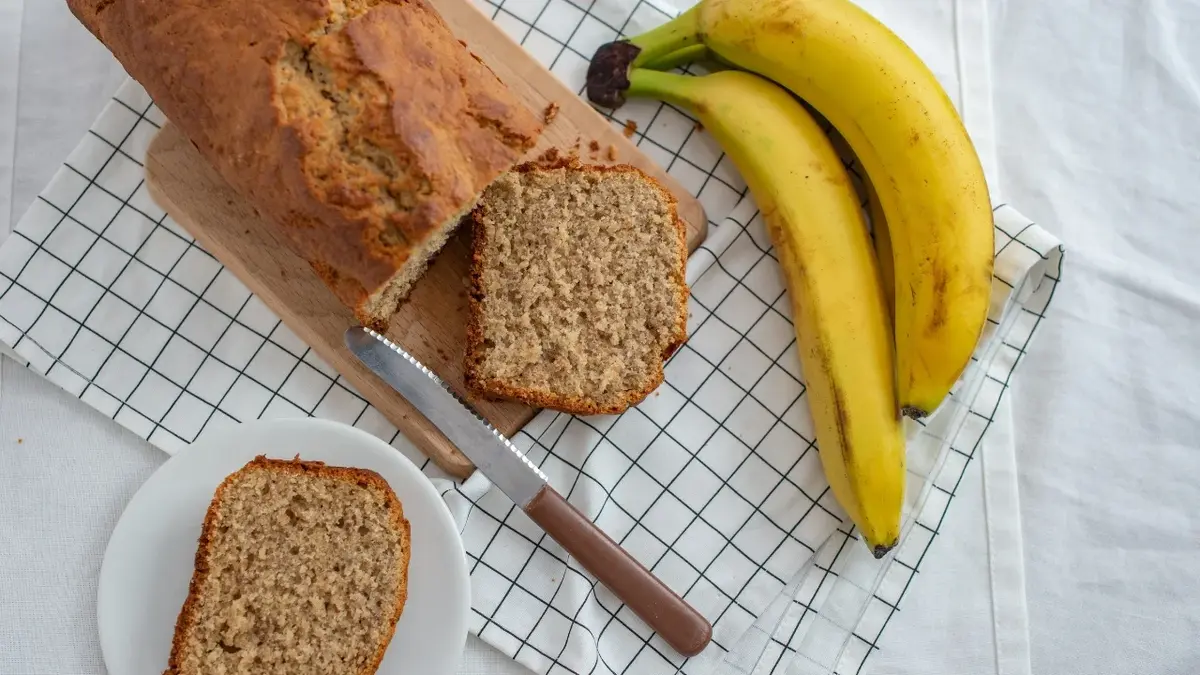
top-left (586, 41), bottom-right (641, 108)
top-left (871, 540), bottom-right (898, 560)
top-left (901, 405), bottom-right (928, 420)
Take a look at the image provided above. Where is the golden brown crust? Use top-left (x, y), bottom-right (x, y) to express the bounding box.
top-left (67, 0), bottom-right (541, 329)
top-left (464, 161), bottom-right (688, 416)
top-left (164, 455), bottom-right (410, 675)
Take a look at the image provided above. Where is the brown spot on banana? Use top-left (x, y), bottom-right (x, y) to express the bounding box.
top-left (762, 0), bottom-right (810, 28)
top-left (815, 341), bottom-right (853, 467)
top-left (806, 159), bottom-right (848, 188)
top-left (833, 385), bottom-right (853, 467)
top-left (762, 208), bottom-right (788, 252)
top-left (927, 265), bottom-right (949, 333)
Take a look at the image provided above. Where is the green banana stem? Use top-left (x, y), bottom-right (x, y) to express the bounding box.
top-left (638, 44), bottom-right (711, 71)
top-left (626, 69), bottom-right (708, 111)
top-left (626, 6), bottom-right (704, 68)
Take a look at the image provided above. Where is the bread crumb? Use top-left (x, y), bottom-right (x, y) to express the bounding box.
top-left (466, 165), bottom-right (687, 414)
top-left (623, 120), bottom-right (637, 138)
top-left (588, 140), bottom-right (601, 156)
top-left (170, 457), bottom-right (409, 673)
top-left (537, 147), bottom-right (561, 164)
top-left (543, 102), bottom-right (560, 124)
top-left (606, 145), bottom-right (617, 161)
top-left (16, 438), bottom-right (22, 444)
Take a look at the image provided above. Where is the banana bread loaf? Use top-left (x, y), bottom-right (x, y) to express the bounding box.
top-left (67, 0), bottom-right (542, 329)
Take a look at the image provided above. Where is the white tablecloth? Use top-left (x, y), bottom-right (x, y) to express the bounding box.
top-left (2, 1), bottom-right (1198, 674)
top-left (991, 2), bottom-right (1200, 672)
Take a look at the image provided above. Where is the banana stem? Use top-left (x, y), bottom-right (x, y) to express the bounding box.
top-left (639, 44), bottom-right (711, 71)
top-left (627, 6), bottom-right (704, 68)
top-left (586, 7), bottom-right (702, 107)
top-left (626, 69), bottom-right (707, 112)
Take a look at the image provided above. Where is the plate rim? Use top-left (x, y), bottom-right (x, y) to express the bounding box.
top-left (96, 417), bottom-right (469, 674)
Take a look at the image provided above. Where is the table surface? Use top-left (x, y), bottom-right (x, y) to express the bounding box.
top-left (3, 1), bottom-right (1200, 674)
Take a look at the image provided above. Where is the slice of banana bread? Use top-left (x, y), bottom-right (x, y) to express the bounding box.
top-left (166, 456), bottom-right (410, 675)
top-left (465, 160), bottom-right (688, 415)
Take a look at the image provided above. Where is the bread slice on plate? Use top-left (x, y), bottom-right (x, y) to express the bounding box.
top-left (166, 456), bottom-right (410, 675)
top-left (465, 160), bottom-right (689, 415)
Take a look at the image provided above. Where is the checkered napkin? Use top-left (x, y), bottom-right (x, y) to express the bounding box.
top-left (0, 2), bottom-right (1064, 674)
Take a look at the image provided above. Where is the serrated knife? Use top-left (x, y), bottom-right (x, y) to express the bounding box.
top-left (344, 327), bottom-right (712, 657)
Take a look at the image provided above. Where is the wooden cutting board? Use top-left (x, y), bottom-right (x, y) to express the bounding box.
top-left (144, 1), bottom-right (706, 480)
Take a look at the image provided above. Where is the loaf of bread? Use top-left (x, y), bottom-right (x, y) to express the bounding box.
top-left (465, 160), bottom-right (688, 415)
top-left (67, 0), bottom-right (542, 329)
top-left (166, 456), bottom-right (410, 675)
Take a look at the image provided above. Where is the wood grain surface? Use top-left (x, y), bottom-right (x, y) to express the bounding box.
top-left (143, 1), bottom-right (706, 479)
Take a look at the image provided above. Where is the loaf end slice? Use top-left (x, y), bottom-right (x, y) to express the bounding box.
top-left (166, 456), bottom-right (410, 675)
top-left (465, 161), bottom-right (688, 415)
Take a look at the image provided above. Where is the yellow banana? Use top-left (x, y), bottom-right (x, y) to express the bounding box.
top-left (625, 69), bottom-right (904, 556)
top-left (589, 0), bottom-right (994, 418)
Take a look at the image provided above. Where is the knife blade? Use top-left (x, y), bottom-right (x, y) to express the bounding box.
top-left (344, 326), bottom-right (712, 657)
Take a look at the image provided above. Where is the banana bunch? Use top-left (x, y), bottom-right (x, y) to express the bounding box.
top-left (588, 0), bottom-right (994, 418)
top-left (587, 0), bottom-right (995, 556)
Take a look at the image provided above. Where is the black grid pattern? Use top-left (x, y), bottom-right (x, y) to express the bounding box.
top-left (0, 4), bottom-right (1065, 674)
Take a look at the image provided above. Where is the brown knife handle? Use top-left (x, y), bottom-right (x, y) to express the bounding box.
top-left (524, 484), bottom-right (712, 657)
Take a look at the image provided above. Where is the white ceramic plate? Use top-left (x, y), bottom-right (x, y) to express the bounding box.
top-left (97, 418), bottom-right (469, 675)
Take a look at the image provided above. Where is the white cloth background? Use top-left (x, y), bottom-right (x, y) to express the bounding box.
top-left (868, 2), bottom-right (1200, 674)
top-left (0, 2), bottom-right (1196, 675)
top-left (993, 2), bottom-right (1200, 673)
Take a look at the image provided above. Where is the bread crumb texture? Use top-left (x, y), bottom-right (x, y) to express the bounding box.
top-left (466, 163), bottom-right (687, 414)
top-left (167, 457), bottom-right (409, 675)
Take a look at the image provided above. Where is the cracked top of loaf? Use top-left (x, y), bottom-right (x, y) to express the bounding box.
top-left (68, 0), bottom-right (543, 326)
